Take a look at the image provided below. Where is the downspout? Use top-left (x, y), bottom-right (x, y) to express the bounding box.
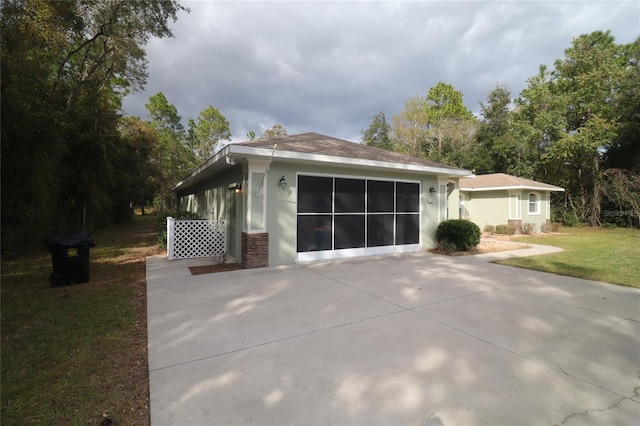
top-left (255, 144), bottom-right (277, 196)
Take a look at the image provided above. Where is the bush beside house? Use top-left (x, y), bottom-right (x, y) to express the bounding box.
top-left (436, 219), bottom-right (481, 252)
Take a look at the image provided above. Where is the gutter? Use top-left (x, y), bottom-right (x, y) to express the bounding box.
top-left (459, 185), bottom-right (565, 192)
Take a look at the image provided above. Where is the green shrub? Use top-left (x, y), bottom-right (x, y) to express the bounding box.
top-left (436, 219), bottom-right (481, 252)
top-left (157, 211), bottom-right (201, 248)
top-left (483, 224), bottom-right (495, 234)
top-left (562, 212), bottom-right (580, 227)
top-left (495, 224), bottom-right (517, 235)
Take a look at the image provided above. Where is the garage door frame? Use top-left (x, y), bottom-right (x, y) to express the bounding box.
top-left (295, 172), bottom-right (422, 263)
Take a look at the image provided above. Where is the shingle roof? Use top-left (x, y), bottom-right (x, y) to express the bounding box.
top-left (236, 132), bottom-right (466, 171)
top-left (174, 132), bottom-right (472, 192)
top-left (459, 173), bottom-right (564, 191)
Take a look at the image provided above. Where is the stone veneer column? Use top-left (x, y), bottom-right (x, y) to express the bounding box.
top-left (241, 232), bottom-right (269, 269)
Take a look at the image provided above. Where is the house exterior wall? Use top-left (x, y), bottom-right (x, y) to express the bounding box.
top-left (462, 191), bottom-right (509, 230)
top-left (176, 165), bottom-right (244, 262)
top-left (519, 191), bottom-right (551, 232)
top-left (263, 161), bottom-right (450, 267)
top-left (462, 189), bottom-right (552, 232)
top-left (177, 161), bottom-right (462, 267)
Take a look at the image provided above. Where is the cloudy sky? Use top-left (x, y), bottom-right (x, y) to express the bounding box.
top-left (122, 0), bottom-right (639, 143)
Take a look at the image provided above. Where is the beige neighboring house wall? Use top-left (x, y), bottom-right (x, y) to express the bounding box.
top-left (459, 173), bottom-right (564, 233)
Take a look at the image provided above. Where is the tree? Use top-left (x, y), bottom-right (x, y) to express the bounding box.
top-left (146, 92), bottom-right (184, 135)
top-left (513, 65), bottom-right (567, 164)
top-left (430, 117), bottom-right (478, 168)
top-left (391, 82), bottom-right (477, 166)
top-left (261, 124), bottom-right (288, 139)
top-left (196, 106), bottom-right (231, 161)
top-left (117, 117), bottom-right (163, 216)
top-left (601, 169), bottom-right (640, 227)
top-left (605, 36), bottom-right (640, 171)
top-left (189, 106), bottom-right (232, 160)
top-left (427, 82), bottom-right (473, 121)
top-left (602, 36), bottom-right (640, 227)
top-left (391, 95), bottom-right (431, 157)
top-left (424, 84), bottom-right (477, 165)
top-left (512, 31), bottom-right (639, 226)
top-left (361, 112), bottom-right (392, 150)
top-left (1, 0), bottom-right (187, 253)
top-left (145, 92), bottom-right (196, 210)
top-left (474, 84), bottom-right (538, 176)
top-left (543, 31), bottom-right (628, 225)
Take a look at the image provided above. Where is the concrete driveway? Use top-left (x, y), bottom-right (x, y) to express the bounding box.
top-left (146, 249), bottom-right (640, 425)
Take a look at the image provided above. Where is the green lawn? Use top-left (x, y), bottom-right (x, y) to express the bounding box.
top-left (1, 214), bottom-right (159, 425)
top-left (497, 226), bottom-right (640, 288)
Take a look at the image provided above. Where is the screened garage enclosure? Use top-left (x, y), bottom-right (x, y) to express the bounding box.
top-left (174, 133), bottom-right (472, 268)
top-left (297, 176), bottom-right (420, 262)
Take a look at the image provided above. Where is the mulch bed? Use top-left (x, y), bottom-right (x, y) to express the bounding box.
top-left (429, 236), bottom-right (530, 257)
top-left (189, 263), bottom-right (244, 275)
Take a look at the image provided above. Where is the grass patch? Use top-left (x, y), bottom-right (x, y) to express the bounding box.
top-left (1, 214), bottom-right (161, 425)
top-left (496, 227), bottom-right (640, 288)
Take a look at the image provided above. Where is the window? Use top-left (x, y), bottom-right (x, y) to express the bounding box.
top-left (335, 178), bottom-right (365, 213)
top-left (367, 180), bottom-right (394, 212)
top-left (298, 176), bottom-right (332, 213)
top-left (528, 193), bottom-right (540, 215)
top-left (396, 182), bottom-right (420, 212)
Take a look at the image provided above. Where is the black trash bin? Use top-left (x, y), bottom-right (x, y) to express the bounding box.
top-left (45, 233), bottom-right (96, 286)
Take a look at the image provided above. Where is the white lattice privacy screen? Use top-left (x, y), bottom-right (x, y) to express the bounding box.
top-left (167, 218), bottom-right (227, 260)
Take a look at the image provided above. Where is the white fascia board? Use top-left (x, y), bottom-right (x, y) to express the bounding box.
top-left (459, 185), bottom-right (565, 192)
top-left (172, 145), bottom-right (232, 191)
top-left (229, 145), bottom-right (472, 177)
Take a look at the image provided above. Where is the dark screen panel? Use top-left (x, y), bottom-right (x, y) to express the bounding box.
top-left (396, 182), bottom-right (419, 212)
top-left (335, 178), bottom-right (365, 213)
top-left (298, 176), bottom-right (333, 213)
top-left (367, 180), bottom-right (394, 213)
top-left (367, 214), bottom-right (394, 247)
top-left (297, 215), bottom-right (332, 252)
top-left (395, 214), bottom-right (419, 245)
top-left (334, 215), bottom-right (365, 249)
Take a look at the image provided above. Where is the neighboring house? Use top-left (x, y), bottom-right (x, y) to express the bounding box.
top-left (174, 132), bottom-right (471, 268)
top-left (459, 173), bottom-right (564, 233)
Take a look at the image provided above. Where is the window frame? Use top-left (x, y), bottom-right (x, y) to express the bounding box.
top-left (528, 192), bottom-right (541, 215)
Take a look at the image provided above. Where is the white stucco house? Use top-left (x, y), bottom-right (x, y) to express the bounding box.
top-left (173, 132), bottom-right (472, 268)
top-left (459, 173), bottom-right (565, 233)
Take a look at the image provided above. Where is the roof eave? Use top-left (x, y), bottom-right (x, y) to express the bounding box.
top-left (459, 185), bottom-right (565, 192)
top-left (229, 145), bottom-right (472, 177)
top-left (174, 144), bottom-right (473, 192)
top-left (172, 144), bottom-right (232, 192)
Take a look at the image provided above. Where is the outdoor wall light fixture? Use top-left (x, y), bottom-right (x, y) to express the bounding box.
top-left (278, 176), bottom-right (288, 191)
top-left (429, 186), bottom-right (437, 193)
top-left (229, 183), bottom-right (242, 193)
